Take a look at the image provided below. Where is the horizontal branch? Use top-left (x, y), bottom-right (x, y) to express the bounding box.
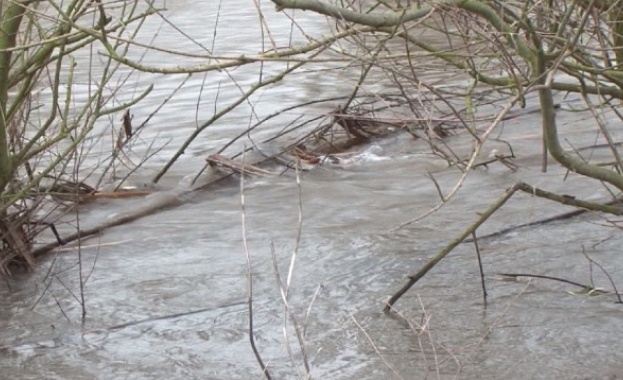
top-left (271, 0), bottom-right (435, 27)
top-left (104, 26), bottom-right (372, 75)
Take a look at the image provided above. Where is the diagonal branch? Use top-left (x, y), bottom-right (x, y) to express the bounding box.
top-left (384, 182), bottom-right (623, 311)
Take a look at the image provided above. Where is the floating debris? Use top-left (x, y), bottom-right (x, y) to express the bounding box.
top-left (206, 154), bottom-right (278, 177)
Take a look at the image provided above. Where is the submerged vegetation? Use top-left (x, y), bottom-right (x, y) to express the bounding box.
top-left (0, 1), bottom-right (621, 282)
top-left (1, 0), bottom-right (623, 289)
top-left (270, 0), bottom-right (623, 308)
top-left (2, 0), bottom-right (623, 377)
top-left (0, 1), bottom-right (158, 274)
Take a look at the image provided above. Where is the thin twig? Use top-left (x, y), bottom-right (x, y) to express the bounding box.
top-left (240, 150), bottom-right (273, 380)
top-left (351, 314), bottom-right (405, 380)
top-left (471, 231), bottom-right (487, 306)
top-left (581, 246), bottom-right (622, 303)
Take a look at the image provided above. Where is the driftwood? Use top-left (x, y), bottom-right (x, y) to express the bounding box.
top-left (29, 154), bottom-right (281, 262)
top-left (24, 107), bottom-right (483, 265)
top-left (207, 154), bottom-right (278, 177)
top-left (24, 104), bottom-right (523, 269)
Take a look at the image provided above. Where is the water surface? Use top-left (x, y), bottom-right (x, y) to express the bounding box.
top-left (2, 1), bottom-right (623, 379)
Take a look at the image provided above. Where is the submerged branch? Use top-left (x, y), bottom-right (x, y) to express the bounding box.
top-left (384, 182), bottom-right (623, 311)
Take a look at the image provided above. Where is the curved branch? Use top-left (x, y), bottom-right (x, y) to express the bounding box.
top-left (271, 0), bottom-right (436, 27)
top-left (272, 0), bottom-right (535, 64)
top-left (102, 26), bottom-right (371, 75)
top-left (537, 50), bottom-right (623, 191)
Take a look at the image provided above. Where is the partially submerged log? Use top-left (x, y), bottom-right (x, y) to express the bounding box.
top-left (207, 154), bottom-right (278, 176)
top-left (14, 102), bottom-right (460, 272)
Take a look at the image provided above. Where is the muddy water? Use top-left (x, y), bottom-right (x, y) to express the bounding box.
top-left (2, 2), bottom-right (623, 379)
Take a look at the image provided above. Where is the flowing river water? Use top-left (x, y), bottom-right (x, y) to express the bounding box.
top-left (2, 1), bottom-right (623, 379)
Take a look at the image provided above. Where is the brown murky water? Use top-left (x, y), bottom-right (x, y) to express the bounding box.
top-left (2, 2), bottom-right (623, 379)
